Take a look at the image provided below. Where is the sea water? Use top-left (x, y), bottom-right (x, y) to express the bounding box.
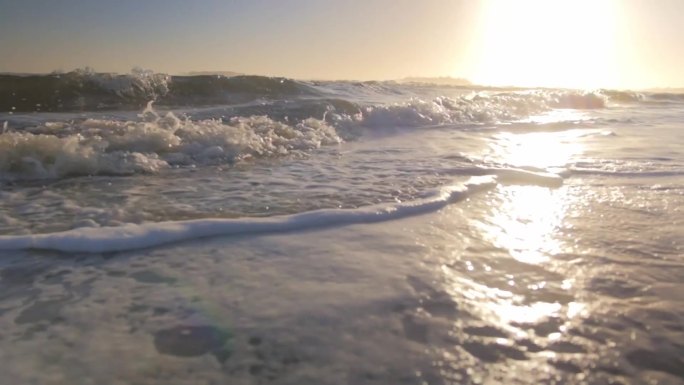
top-left (0, 71), bottom-right (682, 384)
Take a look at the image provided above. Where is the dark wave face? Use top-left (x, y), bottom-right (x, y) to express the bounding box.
top-left (649, 92), bottom-right (684, 101)
top-left (0, 69), bottom-right (669, 113)
top-left (0, 70), bottom-right (319, 112)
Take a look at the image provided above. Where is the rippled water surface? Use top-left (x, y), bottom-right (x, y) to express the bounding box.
top-left (0, 78), bottom-right (683, 384)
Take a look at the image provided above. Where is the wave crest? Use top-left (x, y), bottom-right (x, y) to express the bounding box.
top-left (0, 70), bottom-right (319, 112)
top-left (0, 107), bottom-right (341, 180)
top-left (0, 176), bottom-right (498, 253)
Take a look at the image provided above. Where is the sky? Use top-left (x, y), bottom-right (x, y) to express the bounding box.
top-left (1, 0), bottom-right (683, 89)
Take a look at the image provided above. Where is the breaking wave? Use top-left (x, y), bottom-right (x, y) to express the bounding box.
top-left (0, 176), bottom-right (499, 253)
top-left (0, 165), bottom-right (570, 253)
top-left (0, 88), bottom-right (622, 181)
top-left (0, 89), bottom-right (604, 181)
top-left (0, 69), bottom-right (318, 112)
top-left (3, 70), bottom-right (674, 181)
top-left (0, 104), bottom-right (341, 180)
top-left (0, 68), bottom-right (650, 113)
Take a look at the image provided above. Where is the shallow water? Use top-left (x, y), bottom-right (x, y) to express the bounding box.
top-left (0, 76), bottom-right (683, 384)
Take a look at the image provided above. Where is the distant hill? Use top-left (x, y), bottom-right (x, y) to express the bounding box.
top-left (181, 71), bottom-right (243, 77)
top-left (399, 76), bottom-right (472, 86)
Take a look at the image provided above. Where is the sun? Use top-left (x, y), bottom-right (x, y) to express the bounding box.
top-left (468, 0), bottom-right (621, 89)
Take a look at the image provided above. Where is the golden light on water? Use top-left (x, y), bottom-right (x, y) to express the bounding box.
top-left (470, 0), bottom-right (621, 89)
top-left (483, 131), bottom-right (584, 324)
top-left (488, 125), bottom-right (589, 169)
top-left (445, 129), bottom-right (587, 331)
top-left (477, 185), bottom-right (566, 265)
top-left (493, 132), bottom-right (580, 170)
top-left (481, 128), bottom-right (584, 265)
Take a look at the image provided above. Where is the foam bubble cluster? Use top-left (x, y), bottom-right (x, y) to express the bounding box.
top-left (0, 108), bottom-right (341, 180)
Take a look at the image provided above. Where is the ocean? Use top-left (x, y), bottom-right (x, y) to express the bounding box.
top-left (0, 70), bottom-right (682, 384)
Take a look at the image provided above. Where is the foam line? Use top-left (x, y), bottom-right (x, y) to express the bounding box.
top-left (567, 168), bottom-right (684, 178)
top-left (0, 176), bottom-right (497, 253)
top-left (447, 167), bottom-right (564, 188)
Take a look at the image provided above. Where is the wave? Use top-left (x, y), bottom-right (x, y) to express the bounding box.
top-left (568, 168), bottom-right (684, 178)
top-left (0, 105), bottom-right (341, 180)
top-left (0, 68), bottom-right (171, 112)
top-left (1, 68), bottom-right (628, 114)
top-left (0, 176), bottom-right (498, 253)
top-left (598, 89), bottom-right (644, 103)
top-left (597, 89), bottom-right (684, 104)
top-left (4, 68), bottom-right (681, 115)
top-left (444, 166), bottom-right (564, 187)
top-left (355, 90), bottom-right (609, 129)
top-left (566, 157), bottom-right (684, 178)
top-left (0, 69), bottom-right (319, 112)
top-left (0, 88), bottom-right (614, 181)
top-left (647, 92), bottom-right (684, 102)
top-left (0, 167), bottom-right (568, 253)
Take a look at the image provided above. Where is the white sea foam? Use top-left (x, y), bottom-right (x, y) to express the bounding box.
top-left (357, 91), bottom-right (606, 128)
top-left (478, 167), bottom-right (564, 187)
top-left (0, 86), bottom-right (613, 181)
top-left (0, 176), bottom-right (497, 253)
top-left (0, 111), bottom-right (342, 180)
top-left (442, 167), bottom-right (564, 188)
top-left (2, 95), bottom-right (533, 180)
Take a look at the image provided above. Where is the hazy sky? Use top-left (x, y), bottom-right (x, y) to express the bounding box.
top-left (1, 0), bottom-right (683, 89)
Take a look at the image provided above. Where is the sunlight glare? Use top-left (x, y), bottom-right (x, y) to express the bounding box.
top-left (488, 130), bottom-right (585, 169)
top-left (477, 186), bottom-right (565, 265)
top-left (476, 130), bottom-right (584, 264)
top-left (470, 0), bottom-right (620, 89)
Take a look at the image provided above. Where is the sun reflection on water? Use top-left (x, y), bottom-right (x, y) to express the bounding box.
top-left (477, 185), bottom-right (567, 265)
top-left (480, 128), bottom-right (583, 266)
top-left (524, 109), bottom-right (591, 125)
top-left (445, 129), bottom-right (588, 333)
top-left (488, 129), bottom-right (586, 170)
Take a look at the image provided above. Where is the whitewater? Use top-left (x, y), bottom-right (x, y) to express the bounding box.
top-left (0, 70), bottom-right (682, 385)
